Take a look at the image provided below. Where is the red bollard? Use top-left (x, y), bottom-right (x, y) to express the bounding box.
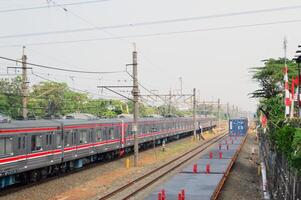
top-left (178, 192), bottom-right (182, 200)
top-left (193, 164), bottom-right (198, 173)
top-left (181, 189), bottom-right (185, 200)
top-left (219, 152), bottom-right (223, 159)
top-left (158, 192), bottom-right (162, 200)
top-left (219, 143), bottom-right (222, 150)
top-left (209, 151), bottom-right (213, 159)
top-left (206, 164), bottom-right (211, 173)
top-left (161, 189), bottom-right (165, 200)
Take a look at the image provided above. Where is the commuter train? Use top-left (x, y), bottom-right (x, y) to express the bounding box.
top-left (0, 117), bottom-right (216, 188)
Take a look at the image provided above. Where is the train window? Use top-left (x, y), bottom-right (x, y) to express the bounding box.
top-left (89, 129), bottom-right (93, 142)
top-left (56, 132), bottom-right (62, 148)
top-left (0, 137), bottom-right (13, 156)
top-left (17, 136), bottom-right (26, 150)
top-left (64, 131), bottom-right (70, 147)
top-left (46, 134), bottom-right (53, 146)
top-left (18, 137), bottom-right (21, 149)
top-left (79, 130), bottom-right (88, 144)
top-left (96, 129), bottom-right (103, 141)
top-left (141, 125), bottom-right (145, 134)
top-left (31, 135), bottom-right (42, 151)
top-left (115, 127), bottom-right (120, 139)
top-left (126, 125), bottom-right (132, 136)
top-left (109, 128), bottom-right (114, 139)
top-left (72, 131), bottom-right (77, 145)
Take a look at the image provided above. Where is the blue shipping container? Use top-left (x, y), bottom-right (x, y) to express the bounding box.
top-left (229, 118), bottom-right (248, 135)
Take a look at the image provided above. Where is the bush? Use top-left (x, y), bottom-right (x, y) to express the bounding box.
top-left (275, 125), bottom-right (295, 158)
top-left (291, 129), bottom-right (301, 169)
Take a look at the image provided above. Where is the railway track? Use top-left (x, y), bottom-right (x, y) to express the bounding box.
top-left (98, 131), bottom-right (228, 200)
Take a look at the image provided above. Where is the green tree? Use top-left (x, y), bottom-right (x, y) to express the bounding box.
top-left (251, 58), bottom-right (296, 118)
top-left (29, 81), bottom-right (88, 117)
top-left (0, 77), bottom-right (23, 118)
top-left (83, 99), bottom-right (126, 118)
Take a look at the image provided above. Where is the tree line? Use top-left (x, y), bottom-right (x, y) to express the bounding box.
top-left (0, 77), bottom-right (193, 119)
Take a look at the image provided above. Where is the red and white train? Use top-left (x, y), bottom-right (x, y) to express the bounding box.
top-left (0, 117), bottom-right (216, 188)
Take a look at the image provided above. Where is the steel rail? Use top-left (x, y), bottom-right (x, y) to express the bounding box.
top-left (98, 131), bottom-right (228, 200)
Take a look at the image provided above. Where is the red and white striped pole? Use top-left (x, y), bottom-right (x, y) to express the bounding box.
top-left (284, 66), bottom-right (291, 117)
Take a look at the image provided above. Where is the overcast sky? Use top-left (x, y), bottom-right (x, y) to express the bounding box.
top-left (1, 0), bottom-right (301, 112)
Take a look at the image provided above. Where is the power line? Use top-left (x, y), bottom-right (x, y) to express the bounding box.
top-left (0, 56), bottom-right (125, 74)
top-left (125, 69), bottom-right (169, 104)
top-left (44, 0), bottom-right (129, 45)
top-left (2, 18), bottom-right (301, 48)
top-left (1, 4), bottom-right (301, 40)
top-left (0, 0), bottom-right (114, 13)
top-left (31, 71), bottom-right (128, 100)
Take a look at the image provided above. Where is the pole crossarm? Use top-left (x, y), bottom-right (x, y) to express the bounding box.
top-left (97, 85), bottom-right (133, 88)
top-left (139, 94), bottom-right (192, 97)
top-left (98, 86), bottom-right (134, 101)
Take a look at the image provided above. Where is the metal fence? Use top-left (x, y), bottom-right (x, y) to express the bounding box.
top-left (259, 129), bottom-right (301, 200)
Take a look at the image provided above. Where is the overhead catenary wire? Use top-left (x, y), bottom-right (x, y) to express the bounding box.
top-left (0, 56), bottom-right (125, 74)
top-left (31, 71), bottom-right (128, 100)
top-left (125, 69), bottom-right (170, 104)
top-left (0, 0), bottom-right (115, 13)
top-left (46, 0), bottom-right (129, 45)
top-left (1, 4), bottom-right (301, 40)
top-left (2, 18), bottom-right (301, 48)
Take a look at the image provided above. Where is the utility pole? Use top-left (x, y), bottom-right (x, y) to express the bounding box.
top-left (297, 57), bottom-right (301, 118)
top-left (227, 102), bottom-right (230, 119)
top-left (203, 100), bottom-right (206, 118)
top-left (168, 89), bottom-right (172, 115)
top-left (132, 48), bottom-right (139, 167)
top-left (294, 45), bottom-right (301, 117)
top-left (179, 77), bottom-right (182, 95)
top-left (217, 98), bottom-right (220, 130)
top-left (193, 88), bottom-right (196, 139)
top-left (21, 46), bottom-right (28, 120)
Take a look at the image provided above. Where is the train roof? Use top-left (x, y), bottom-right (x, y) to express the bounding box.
top-left (0, 117), bottom-right (194, 129)
top-left (0, 120), bottom-right (61, 129)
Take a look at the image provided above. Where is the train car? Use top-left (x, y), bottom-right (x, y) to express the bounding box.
top-left (229, 118), bottom-right (248, 136)
top-left (0, 117), bottom-right (216, 188)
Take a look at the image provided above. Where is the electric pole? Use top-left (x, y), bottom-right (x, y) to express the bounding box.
top-left (132, 48), bottom-right (139, 167)
top-left (203, 100), bottom-right (206, 118)
top-left (217, 98), bottom-right (220, 129)
top-left (21, 46), bottom-right (28, 120)
top-left (179, 77), bottom-right (182, 95)
top-left (227, 102), bottom-right (230, 119)
top-left (168, 89), bottom-right (172, 115)
top-left (193, 88), bottom-right (196, 139)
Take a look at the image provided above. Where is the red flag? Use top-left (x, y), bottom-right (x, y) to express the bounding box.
top-left (292, 77), bottom-right (295, 99)
top-left (261, 115), bottom-right (267, 127)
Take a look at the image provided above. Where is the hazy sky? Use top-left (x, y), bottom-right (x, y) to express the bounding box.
top-left (1, 0), bottom-right (301, 112)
